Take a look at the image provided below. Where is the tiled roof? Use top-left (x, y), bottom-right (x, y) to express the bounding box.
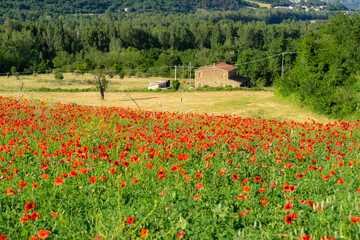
top-left (196, 62), bottom-right (237, 72)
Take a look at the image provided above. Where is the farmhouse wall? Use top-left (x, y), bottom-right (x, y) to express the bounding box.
top-left (195, 66), bottom-right (242, 88)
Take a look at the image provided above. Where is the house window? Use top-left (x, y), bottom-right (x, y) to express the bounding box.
top-left (221, 73), bottom-right (226, 79)
top-left (198, 72), bottom-right (203, 78)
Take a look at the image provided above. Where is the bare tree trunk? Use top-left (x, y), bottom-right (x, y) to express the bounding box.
top-left (100, 89), bottom-right (105, 100)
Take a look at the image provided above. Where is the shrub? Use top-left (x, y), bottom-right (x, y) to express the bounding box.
top-left (172, 80), bottom-right (180, 91)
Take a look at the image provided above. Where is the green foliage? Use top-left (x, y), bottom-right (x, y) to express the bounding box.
top-left (172, 80), bottom-right (180, 91)
top-left (277, 14), bottom-right (360, 118)
top-left (54, 72), bottom-right (64, 80)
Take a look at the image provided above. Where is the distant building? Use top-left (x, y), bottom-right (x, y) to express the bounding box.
top-left (195, 62), bottom-right (250, 88)
top-left (148, 80), bottom-right (171, 90)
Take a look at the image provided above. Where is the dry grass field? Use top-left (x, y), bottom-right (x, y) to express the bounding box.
top-left (0, 73), bottom-right (168, 91)
top-left (0, 73), bottom-right (332, 123)
top-left (0, 91), bottom-right (331, 123)
top-left (245, 0), bottom-right (272, 8)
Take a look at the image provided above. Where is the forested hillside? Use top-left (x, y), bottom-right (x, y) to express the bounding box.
top-left (0, 11), bottom-right (328, 86)
top-left (0, 0), bottom-right (259, 20)
top-left (325, 0), bottom-right (360, 10)
top-left (277, 14), bottom-right (360, 119)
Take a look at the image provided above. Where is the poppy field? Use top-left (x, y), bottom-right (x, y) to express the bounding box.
top-left (1, 96), bottom-right (360, 239)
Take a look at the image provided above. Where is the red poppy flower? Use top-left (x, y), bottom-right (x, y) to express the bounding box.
top-left (350, 216), bottom-right (360, 223)
top-left (89, 176), bottom-right (97, 185)
top-left (338, 178), bottom-right (345, 185)
top-left (132, 178), bottom-right (138, 183)
top-left (299, 235), bottom-right (311, 240)
top-left (80, 168), bottom-right (88, 174)
top-left (121, 181), bottom-right (126, 188)
top-left (0, 235), bottom-right (7, 240)
top-left (194, 195), bottom-right (201, 200)
top-left (20, 213), bottom-right (29, 222)
top-left (195, 183), bottom-right (204, 190)
top-left (140, 229), bottom-right (149, 238)
top-left (258, 188), bottom-right (267, 193)
top-left (254, 176), bottom-right (261, 182)
top-left (237, 195), bottom-right (246, 200)
top-left (232, 174), bottom-right (239, 180)
top-left (6, 188), bottom-right (15, 196)
top-left (51, 212), bottom-right (58, 217)
top-left (29, 237), bottom-right (38, 240)
top-left (126, 217), bottom-right (135, 225)
top-left (176, 230), bottom-right (185, 239)
top-left (54, 177), bottom-right (64, 186)
top-left (37, 230), bottom-right (51, 239)
top-left (243, 186), bottom-right (250, 193)
top-left (18, 180), bottom-right (27, 187)
top-left (284, 201), bottom-right (293, 210)
top-left (42, 174), bottom-right (49, 179)
top-left (69, 170), bottom-right (78, 177)
top-left (238, 212), bottom-right (245, 217)
top-left (30, 212), bottom-right (41, 220)
top-left (25, 202), bottom-right (36, 212)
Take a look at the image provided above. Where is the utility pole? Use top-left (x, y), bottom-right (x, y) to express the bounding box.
top-left (189, 62), bottom-right (192, 87)
top-left (281, 52), bottom-right (285, 78)
top-left (174, 65), bottom-right (177, 81)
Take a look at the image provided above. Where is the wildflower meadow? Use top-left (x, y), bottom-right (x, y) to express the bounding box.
top-left (1, 96), bottom-right (360, 239)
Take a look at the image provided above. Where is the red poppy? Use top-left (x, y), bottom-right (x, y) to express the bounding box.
top-left (237, 195), bottom-right (246, 200)
top-left (195, 183), bottom-right (204, 190)
top-left (232, 174), bottom-right (239, 180)
top-left (51, 212), bottom-right (58, 217)
top-left (89, 176), bottom-right (97, 185)
top-left (132, 178), bottom-right (138, 183)
top-left (176, 230), bottom-right (185, 239)
top-left (0, 235), bottom-right (7, 240)
top-left (20, 213), bottom-right (29, 222)
top-left (25, 202), bottom-right (36, 212)
top-left (42, 174), bottom-right (49, 179)
top-left (254, 176), bottom-right (261, 182)
top-left (284, 201), bottom-right (293, 211)
top-left (80, 168), bottom-right (88, 174)
top-left (140, 229), bottom-right (149, 238)
top-left (299, 235), bottom-right (311, 240)
top-left (243, 186), bottom-right (250, 193)
top-left (6, 188), bottom-right (15, 196)
top-left (258, 188), bottom-right (267, 193)
top-left (69, 170), bottom-right (78, 177)
top-left (121, 181), bottom-right (126, 188)
top-left (194, 195), bottom-right (201, 200)
top-left (126, 217), bottom-right (135, 225)
top-left (338, 178), bottom-right (345, 185)
top-left (54, 177), bottom-right (64, 186)
top-left (30, 212), bottom-right (41, 220)
top-left (29, 237), bottom-right (38, 240)
top-left (37, 230), bottom-right (51, 239)
top-left (18, 180), bottom-right (27, 187)
top-left (350, 216), bottom-right (360, 223)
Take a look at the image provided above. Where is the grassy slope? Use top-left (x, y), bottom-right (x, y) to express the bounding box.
top-left (0, 73), bottom-right (331, 123)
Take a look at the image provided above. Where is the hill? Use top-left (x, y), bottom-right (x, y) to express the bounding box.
top-left (324, 0), bottom-right (360, 10)
top-left (0, 0), bottom-right (259, 16)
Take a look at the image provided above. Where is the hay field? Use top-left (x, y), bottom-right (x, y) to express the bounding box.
top-left (245, 0), bottom-right (272, 8)
top-left (0, 91), bottom-right (331, 123)
top-left (0, 73), bottom-right (168, 91)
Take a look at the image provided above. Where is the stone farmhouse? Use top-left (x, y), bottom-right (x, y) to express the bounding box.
top-left (195, 62), bottom-right (250, 88)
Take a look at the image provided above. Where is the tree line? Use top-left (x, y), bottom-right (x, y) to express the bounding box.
top-left (277, 14), bottom-right (360, 119)
top-left (0, 10), bottom-right (329, 86)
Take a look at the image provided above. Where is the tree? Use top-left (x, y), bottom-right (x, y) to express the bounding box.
top-left (88, 70), bottom-right (109, 100)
